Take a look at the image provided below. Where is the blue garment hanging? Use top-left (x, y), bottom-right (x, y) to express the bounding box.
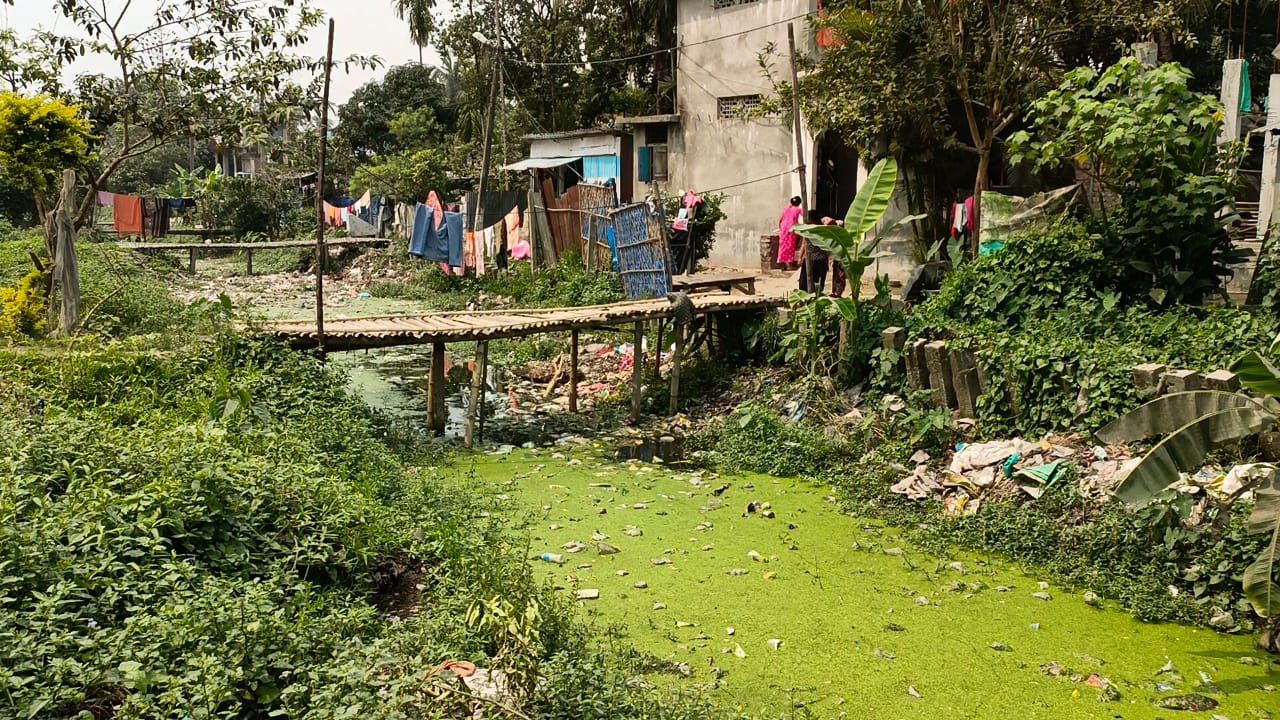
top-left (443, 211), bottom-right (464, 267)
top-left (409, 203), bottom-right (449, 261)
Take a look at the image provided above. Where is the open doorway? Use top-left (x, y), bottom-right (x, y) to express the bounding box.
top-left (816, 132), bottom-right (859, 219)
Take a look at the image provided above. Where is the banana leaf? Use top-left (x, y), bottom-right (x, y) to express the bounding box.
top-left (845, 157), bottom-right (898, 237)
top-left (1231, 351), bottom-right (1280, 397)
top-left (1111, 405), bottom-right (1276, 504)
top-left (1095, 391), bottom-right (1262, 444)
top-left (1244, 488), bottom-right (1280, 617)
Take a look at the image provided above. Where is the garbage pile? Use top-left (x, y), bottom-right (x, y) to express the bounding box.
top-left (892, 434), bottom-right (1276, 515)
top-left (890, 436), bottom-right (1139, 514)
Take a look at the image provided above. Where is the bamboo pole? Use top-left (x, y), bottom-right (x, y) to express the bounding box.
top-left (569, 329), bottom-right (580, 413)
top-left (315, 19), bottom-right (335, 354)
top-left (428, 342), bottom-right (447, 436)
top-left (465, 341), bottom-right (489, 448)
top-left (787, 23), bottom-right (812, 291)
top-left (669, 324), bottom-right (683, 415)
top-left (631, 321), bottom-right (644, 422)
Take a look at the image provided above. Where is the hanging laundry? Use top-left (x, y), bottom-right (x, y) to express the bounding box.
top-left (113, 194), bottom-right (144, 236)
top-left (96, 191), bottom-right (114, 207)
top-left (426, 190), bottom-right (445, 226)
top-left (463, 230), bottom-right (477, 271)
top-left (510, 239), bottom-right (532, 260)
top-left (442, 211), bottom-right (464, 269)
top-left (141, 198), bottom-right (171, 238)
top-left (409, 202), bottom-right (451, 262)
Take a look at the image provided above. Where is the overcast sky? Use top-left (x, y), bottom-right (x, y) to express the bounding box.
top-left (1, 0), bottom-right (445, 103)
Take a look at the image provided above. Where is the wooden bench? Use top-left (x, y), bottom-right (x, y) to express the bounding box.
top-left (116, 237), bottom-right (390, 274)
top-left (672, 271), bottom-right (757, 295)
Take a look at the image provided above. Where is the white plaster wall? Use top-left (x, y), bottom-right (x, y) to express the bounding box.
top-left (528, 135), bottom-right (623, 159)
top-left (668, 0), bottom-right (818, 268)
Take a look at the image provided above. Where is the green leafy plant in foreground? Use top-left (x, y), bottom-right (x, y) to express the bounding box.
top-left (1096, 350), bottom-right (1280, 649)
top-left (783, 157), bottom-right (921, 378)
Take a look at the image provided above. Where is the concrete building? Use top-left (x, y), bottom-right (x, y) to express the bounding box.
top-left (615, 0), bottom-right (872, 269)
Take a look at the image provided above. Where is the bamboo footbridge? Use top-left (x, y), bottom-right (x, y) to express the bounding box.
top-left (263, 291), bottom-right (784, 446)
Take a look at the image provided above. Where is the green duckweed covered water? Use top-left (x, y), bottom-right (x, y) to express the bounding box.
top-left (431, 448), bottom-right (1279, 720)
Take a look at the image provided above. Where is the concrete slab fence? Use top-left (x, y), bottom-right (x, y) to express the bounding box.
top-left (881, 327), bottom-right (1245, 417)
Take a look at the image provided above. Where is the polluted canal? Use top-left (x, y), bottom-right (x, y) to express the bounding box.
top-left (346, 350), bottom-right (1279, 719)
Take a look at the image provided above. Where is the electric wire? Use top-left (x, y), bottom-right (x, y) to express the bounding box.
top-left (505, 11), bottom-right (815, 68)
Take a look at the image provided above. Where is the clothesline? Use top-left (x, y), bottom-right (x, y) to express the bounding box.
top-left (697, 168), bottom-right (799, 195)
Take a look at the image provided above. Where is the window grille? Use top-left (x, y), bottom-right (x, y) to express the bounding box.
top-left (717, 94), bottom-right (762, 119)
top-left (712, 0), bottom-right (761, 9)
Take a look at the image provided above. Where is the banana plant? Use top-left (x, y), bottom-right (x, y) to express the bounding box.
top-left (792, 157), bottom-right (922, 316)
top-left (1095, 351), bottom-right (1280, 629)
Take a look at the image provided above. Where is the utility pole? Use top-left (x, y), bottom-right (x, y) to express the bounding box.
top-left (787, 23), bottom-right (813, 291)
top-left (474, 0), bottom-right (502, 248)
top-left (315, 19), bottom-right (334, 354)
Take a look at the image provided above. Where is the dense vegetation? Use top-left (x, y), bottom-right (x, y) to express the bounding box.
top-left (0, 333), bottom-right (730, 719)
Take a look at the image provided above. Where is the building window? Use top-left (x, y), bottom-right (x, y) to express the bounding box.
top-left (650, 145), bottom-right (669, 182)
top-left (713, 0), bottom-right (760, 8)
top-left (717, 94), bottom-right (762, 119)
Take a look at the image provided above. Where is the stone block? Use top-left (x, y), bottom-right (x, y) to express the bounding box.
top-left (905, 338), bottom-right (930, 390)
top-left (950, 348), bottom-right (981, 418)
top-left (1204, 369), bottom-right (1242, 393)
top-left (1132, 363), bottom-right (1166, 393)
top-left (924, 341), bottom-right (957, 409)
top-left (1164, 369), bottom-right (1203, 393)
top-left (882, 326), bottom-right (907, 352)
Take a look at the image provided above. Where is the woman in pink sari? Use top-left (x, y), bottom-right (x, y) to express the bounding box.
top-left (777, 196), bottom-right (803, 270)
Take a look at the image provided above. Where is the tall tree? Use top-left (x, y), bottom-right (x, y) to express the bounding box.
top-left (800, 0), bottom-right (1157, 249)
top-left (10, 0), bottom-right (373, 228)
top-left (392, 0), bottom-right (437, 63)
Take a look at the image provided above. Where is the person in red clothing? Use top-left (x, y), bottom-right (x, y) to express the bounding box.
top-left (776, 196), bottom-right (803, 270)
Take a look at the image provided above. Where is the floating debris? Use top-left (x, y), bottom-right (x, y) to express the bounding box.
top-left (576, 589), bottom-right (600, 600)
top-left (990, 642), bottom-right (1011, 652)
top-left (597, 542), bottom-right (620, 555)
top-left (884, 623), bottom-right (905, 632)
top-left (1031, 591), bottom-right (1052, 601)
top-left (874, 648), bottom-right (896, 660)
top-left (633, 581), bottom-right (648, 589)
top-left (624, 526), bottom-right (643, 537)
top-left (733, 644), bottom-right (747, 658)
top-left (616, 570), bottom-right (629, 577)
top-left (653, 602), bottom-right (666, 610)
top-left (907, 685), bottom-right (921, 699)
top-left (1040, 661), bottom-right (1066, 677)
top-left (768, 638), bottom-right (782, 650)
top-left (1156, 694), bottom-right (1218, 711)
top-left (651, 557), bottom-right (671, 566)
top-left (726, 568), bottom-right (749, 576)
top-left (1083, 590), bottom-right (1101, 607)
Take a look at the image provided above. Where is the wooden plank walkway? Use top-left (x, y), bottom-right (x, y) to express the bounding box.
top-left (117, 238), bottom-right (390, 273)
top-left (672, 271), bottom-right (756, 295)
top-left (265, 292), bottom-right (783, 445)
top-left (266, 292), bottom-right (781, 351)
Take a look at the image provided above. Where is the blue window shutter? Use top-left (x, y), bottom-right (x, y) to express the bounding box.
top-left (638, 147), bottom-right (653, 182)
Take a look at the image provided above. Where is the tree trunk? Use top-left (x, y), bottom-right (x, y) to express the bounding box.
top-left (47, 170), bottom-right (81, 335)
top-left (971, 145), bottom-right (991, 256)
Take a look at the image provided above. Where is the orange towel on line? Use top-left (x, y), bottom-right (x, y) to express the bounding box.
top-left (113, 194), bottom-right (143, 236)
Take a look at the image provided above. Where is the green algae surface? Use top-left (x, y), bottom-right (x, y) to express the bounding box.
top-left (432, 449), bottom-right (1279, 719)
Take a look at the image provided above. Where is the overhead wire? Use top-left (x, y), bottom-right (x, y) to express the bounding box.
top-left (504, 11), bottom-right (815, 68)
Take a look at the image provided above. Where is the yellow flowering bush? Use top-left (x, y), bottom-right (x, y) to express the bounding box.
top-left (0, 269), bottom-right (47, 337)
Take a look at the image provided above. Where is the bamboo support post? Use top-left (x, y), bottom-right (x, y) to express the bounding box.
top-left (569, 329), bottom-right (580, 413)
top-left (427, 342), bottom-right (447, 436)
top-left (669, 325), bottom-right (684, 415)
top-left (189, 247), bottom-right (196, 273)
top-left (654, 318), bottom-right (666, 380)
top-left (246, 248), bottom-right (254, 275)
top-left (631, 321), bottom-right (644, 422)
top-left (465, 341), bottom-right (488, 448)
top-left (478, 342), bottom-right (489, 440)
